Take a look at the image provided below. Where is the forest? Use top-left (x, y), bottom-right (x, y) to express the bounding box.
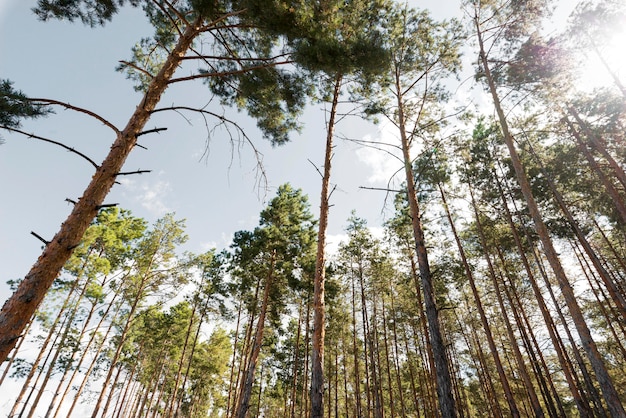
top-left (1, 0), bottom-right (626, 417)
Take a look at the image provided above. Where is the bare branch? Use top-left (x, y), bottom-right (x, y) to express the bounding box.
top-left (97, 203), bottom-right (119, 209)
top-left (1, 126), bottom-right (99, 169)
top-left (168, 60), bottom-right (294, 84)
top-left (118, 60), bottom-right (155, 80)
top-left (308, 159), bottom-right (324, 179)
top-left (137, 127), bottom-right (168, 136)
top-left (199, 9), bottom-right (248, 32)
top-left (359, 185), bottom-right (404, 193)
top-left (27, 98), bottom-right (120, 134)
top-left (149, 0), bottom-right (186, 36)
top-left (31, 232), bottom-right (50, 246)
top-left (180, 53), bottom-right (291, 62)
top-left (151, 104), bottom-right (269, 193)
top-left (115, 170), bottom-right (152, 176)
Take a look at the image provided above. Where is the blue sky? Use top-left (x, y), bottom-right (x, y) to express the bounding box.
top-left (0, 0), bottom-right (423, 304)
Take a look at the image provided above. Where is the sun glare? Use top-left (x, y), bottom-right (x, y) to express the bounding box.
top-left (576, 18), bottom-right (626, 92)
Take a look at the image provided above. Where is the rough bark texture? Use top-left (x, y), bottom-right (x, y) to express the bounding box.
top-left (396, 74), bottom-right (456, 417)
top-left (475, 16), bottom-right (626, 418)
top-left (0, 17), bottom-right (202, 363)
top-left (310, 74), bottom-right (342, 418)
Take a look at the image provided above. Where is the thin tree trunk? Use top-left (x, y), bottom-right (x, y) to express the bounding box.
top-left (0, 316), bottom-right (33, 388)
top-left (227, 300), bottom-right (244, 418)
top-left (532, 248), bottom-right (608, 418)
top-left (440, 183), bottom-right (520, 417)
top-left (290, 300), bottom-right (304, 418)
top-left (566, 117), bottom-right (626, 225)
top-left (568, 107), bottom-right (626, 190)
top-left (525, 139), bottom-right (626, 320)
top-left (351, 270), bottom-right (363, 418)
top-left (470, 189), bottom-right (544, 418)
top-left (387, 279), bottom-right (407, 417)
top-left (235, 250), bottom-right (277, 418)
top-left (395, 68), bottom-right (456, 418)
top-left (494, 162), bottom-right (591, 417)
top-left (311, 73), bottom-right (342, 418)
top-left (66, 295), bottom-right (124, 417)
top-left (475, 14), bottom-right (626, 417)
top-left (52, 290), bottom-right (119, 418)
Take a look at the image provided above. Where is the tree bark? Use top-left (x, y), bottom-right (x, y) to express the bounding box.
top-left (395, 69), bottom-right (456, 418)
top-left (475, 14), bottom-right (626, 417)
top-left (441, 183), bottom-right (520, 417)
top-left (0, 16), bottom-right (204, 363)
top-left (310, 73), bottom-right (342, 418)
top-left (236, 250), bottom-right (276, 418)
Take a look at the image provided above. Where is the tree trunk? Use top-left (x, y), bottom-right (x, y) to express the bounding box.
top-left (494, 162), bottom-right (592, 417)
top-left (475, 14), bottom-right (626, 417)
top-left (66, 295), bottom-right (123, 417)
top-left (236, 250), bottom-right (276, 418)
top-left (310, 73), bottom-right (342, 418)
top-left (290, 300), bottom-right (304, 418)
top-left (227, 300), bottom-right (244, 418)
top-left (566, 117), bottom-right (626, 225)
top-left (468, 207), bottom-right (543, 418)
top-left (441, 183), bottom-right (520, 417)
top-left (0, 16), bottom-right (203, 363)
top-left (395, 70), bottom-right (456, 418)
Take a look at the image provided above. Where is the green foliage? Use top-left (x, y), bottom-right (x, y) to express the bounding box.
top-left (357, 5), bottom-right (463, 127)
top-left (33, 0), bottom-right (142, 26)
top-left (504, 35), bottom-right (570, 89)
top-left (0, 79), bottom-right (52, 139)
top-left (230, 184), bottom-right (317, 322)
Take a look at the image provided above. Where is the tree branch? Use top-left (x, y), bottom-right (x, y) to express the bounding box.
top-left (30, 232), bottom-right (50, 246)
top-left (118, 60), bottom-right (155, 80)
top-left (26, 98), bottom-right (120, 134)
top-left (137, 127), bottom-right (168, 136)
top-left (359, 185), bottom-right (404, 193)
top-left (115, 170), bottom-right (152, 176)
top-left (168, 60), bottom-right (294, 84)
top-left (1, 126), bottom-right (99, 168)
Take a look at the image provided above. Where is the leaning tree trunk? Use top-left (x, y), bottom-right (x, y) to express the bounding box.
top-left (494, 162), bottom-right (592, 418)
top-left (475, 15), bottom-right (626, 418)
top-left (0, 16), bottom-right (204, 363)
top-left (310, 73), bottom-right (342, 418)
top-left (440, 183), bottom-right (520, 417)
top-left (395, 73), bottom-right (456, 417)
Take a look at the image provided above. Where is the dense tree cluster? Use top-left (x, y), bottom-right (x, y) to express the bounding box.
top-left (2, 0), bottom-right (626, 416)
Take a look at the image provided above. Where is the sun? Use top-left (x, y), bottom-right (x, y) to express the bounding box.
top-left (575, 12), bottom-right (626, 93)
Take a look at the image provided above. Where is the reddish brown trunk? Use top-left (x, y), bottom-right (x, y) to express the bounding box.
top-left (395, 70), bottom-right (456, 418)
top-left (236, 250), bottom-right (276, 418)
top-left (310, 73), bottom-right (342, 418)
top-left (0, 17), bottom-right (203, 363)
top-left (475, 14), bottom-right (626, 417)
top-left (442, 184), bottom-right (520, 417)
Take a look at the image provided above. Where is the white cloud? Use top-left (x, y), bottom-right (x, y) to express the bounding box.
top-left (120, 178), bottom-right (172, 216)
top-left (355, 123), bottom-right (402, 185)
top-left (139, 181), bottom-right (172, 215)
